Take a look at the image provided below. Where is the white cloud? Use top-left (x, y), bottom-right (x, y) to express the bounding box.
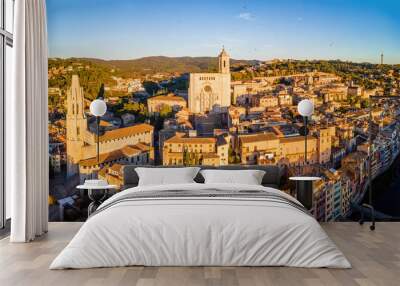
top-left (238, 12), bottom-right (254, 21)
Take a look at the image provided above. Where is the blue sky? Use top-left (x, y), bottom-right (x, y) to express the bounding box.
top-left (47, 0), bottom-right (400, 63)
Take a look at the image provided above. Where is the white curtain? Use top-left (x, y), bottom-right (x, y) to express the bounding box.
top-left (8, 0), bottom-right (49, 242)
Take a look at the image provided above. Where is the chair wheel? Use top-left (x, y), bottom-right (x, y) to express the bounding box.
top-left (370, 225), bottom-right (375, 231)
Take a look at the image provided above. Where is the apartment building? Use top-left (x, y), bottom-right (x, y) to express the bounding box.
top-left (162, 133), bottom-right (229, 166)
top-left (238, 132), bottom-right (332, 166)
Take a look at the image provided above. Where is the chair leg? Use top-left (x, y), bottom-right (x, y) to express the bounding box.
top-left (361, 203), bottom-right (376, 231)
top-left (359, 206), bottom-right (364, 225)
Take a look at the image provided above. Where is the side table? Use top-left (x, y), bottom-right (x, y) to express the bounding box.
top-left (76, 184), bottom-right (117, 216)
top-left (289, 177), bottom-right (321, 210)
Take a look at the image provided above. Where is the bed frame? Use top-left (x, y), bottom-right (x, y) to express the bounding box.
top-left (121, 165), bottom-right (284, 190)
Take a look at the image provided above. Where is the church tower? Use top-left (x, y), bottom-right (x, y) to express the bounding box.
top-left (66, 75), bottom-right (87, 177)
top-left (218, 47), bottom-right (230, 74)
top-left (189, 48), bottom-right (231, 113)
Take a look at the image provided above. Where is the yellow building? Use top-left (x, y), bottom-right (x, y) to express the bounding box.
top-left (317, 127), bottom-right (335, 164)
top-left (279, 136), bottom-right (319, 165)
top-left (259, 95), bottom-right (279, 108)
top-left (147, 94), bottom-right (187, 114)
top-left (163, 134), bottom-right (228, 166)
top-left (239, 133), bottom-right (279, 164)
top-left (238, 132), bottom-right (332, 166)
top-left (278, 93), bottom-right (293, 106)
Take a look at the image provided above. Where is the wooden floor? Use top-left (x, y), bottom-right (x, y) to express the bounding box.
top-left (0, 222), bottom-right (399, 286)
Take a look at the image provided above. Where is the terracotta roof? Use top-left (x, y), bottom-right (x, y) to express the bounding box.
top-left (239, 133), bottom-right (278, 144)
top-left (165, 135), bottom-right (216, 144)
top-left (109, 163), bottom-right (125, 173)
top-left (133, 142), bottom-right (151, 151)
top-left (79, 149), bottom-right (127, 167)
top-left (99, 120), bottom-right (113, 127)
top-left (279, 135), bottom-right (315, 143)
top-left (79, 143), bottom-right (150, 167)
top-left (120, 146), bottom-right (142, 157)
top-left (99, 123), bottom-right (153, 142)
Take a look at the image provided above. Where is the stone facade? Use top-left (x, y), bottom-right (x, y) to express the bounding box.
top-left (188, 48), bottom-right (231, 113)
top-left (238, 132), bottom-right (333, 166)
top-left (162, 133), bottom-right (229, 166)
top-left (66, 75), bottom-right (88, 177)
top-left (66, 75), bottom-right (154, 178)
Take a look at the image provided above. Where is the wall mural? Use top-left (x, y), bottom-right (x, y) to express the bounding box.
top-left (47, 0), bottom-right (400, 222)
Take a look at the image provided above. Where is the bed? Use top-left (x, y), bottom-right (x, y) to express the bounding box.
top-left (50, 167), bottom-right (351, 269)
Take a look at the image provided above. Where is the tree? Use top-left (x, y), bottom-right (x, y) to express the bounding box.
top-left (361, 99), bottom-right (370, 109)
top-left (143, 81), bottom-right (160, 95)
top-left (97, 83), bottom-right (105, 99)
top-left (183, 147), bottom-right (190, 166)
top-left (228, 146), bottom-right (240, 164)
top-left (159, 104), bottom-right (173, 118)
top-left (194, 153), bottom-right (200, 165)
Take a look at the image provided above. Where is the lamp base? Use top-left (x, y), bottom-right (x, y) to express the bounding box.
top-left (296, 180), bottom-right (313, 210)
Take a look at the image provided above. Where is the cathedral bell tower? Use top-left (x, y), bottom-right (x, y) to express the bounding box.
top-left (66, 75), bottom-right (87, 177)
top-left (218, 47), bottom-right (230, 74)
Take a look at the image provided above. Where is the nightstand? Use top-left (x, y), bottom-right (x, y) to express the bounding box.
top-left (77, 184), bottom-right (117, 216)
top-left (289, 177), bottom-right (321, 210)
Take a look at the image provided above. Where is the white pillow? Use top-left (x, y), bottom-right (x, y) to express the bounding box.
top-left (135, 167), bottom-right (200, 186)
top-left (200, 169), bottom-right (265, 185)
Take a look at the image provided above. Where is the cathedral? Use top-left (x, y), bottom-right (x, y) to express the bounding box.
top-left (66, 75), bottom-right (154, 178)
top-left (188, 48), bottom-right (231, 114)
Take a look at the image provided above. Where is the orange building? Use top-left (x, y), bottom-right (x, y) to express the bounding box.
top-left (239, 133), bottom-right (279, 164)
top-left (163, 134), bottom-right (229, 166)
top-left (238, 131), bottom-right (333, 166)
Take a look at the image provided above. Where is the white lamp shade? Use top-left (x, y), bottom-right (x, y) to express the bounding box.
top-left (297, 99), bottom-right (314, 117)
top-left (90, 99), bottom-right (107, 117)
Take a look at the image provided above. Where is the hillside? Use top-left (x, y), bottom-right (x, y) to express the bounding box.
top-left (68, 56), bottom-right (253, 76)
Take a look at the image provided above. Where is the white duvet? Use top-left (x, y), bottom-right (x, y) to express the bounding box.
top-left (50, 183), bottom-right (351, 269)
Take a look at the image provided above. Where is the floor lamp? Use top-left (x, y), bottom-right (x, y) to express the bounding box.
top-left (90, 99), bottom-right (107, 163)
top-left (290, 99), bottom-right (316, 210)
top-left (298, 99), bottom-right (314, 164)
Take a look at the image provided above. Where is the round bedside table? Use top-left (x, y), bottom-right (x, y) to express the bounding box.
top-left (289, 177), bottom-right (321, 210)
top-left (77, 184), bottom-right (117, 216)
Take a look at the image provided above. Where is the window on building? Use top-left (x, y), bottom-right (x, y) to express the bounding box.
top-left (1, 0), bottom-right (14, 229)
